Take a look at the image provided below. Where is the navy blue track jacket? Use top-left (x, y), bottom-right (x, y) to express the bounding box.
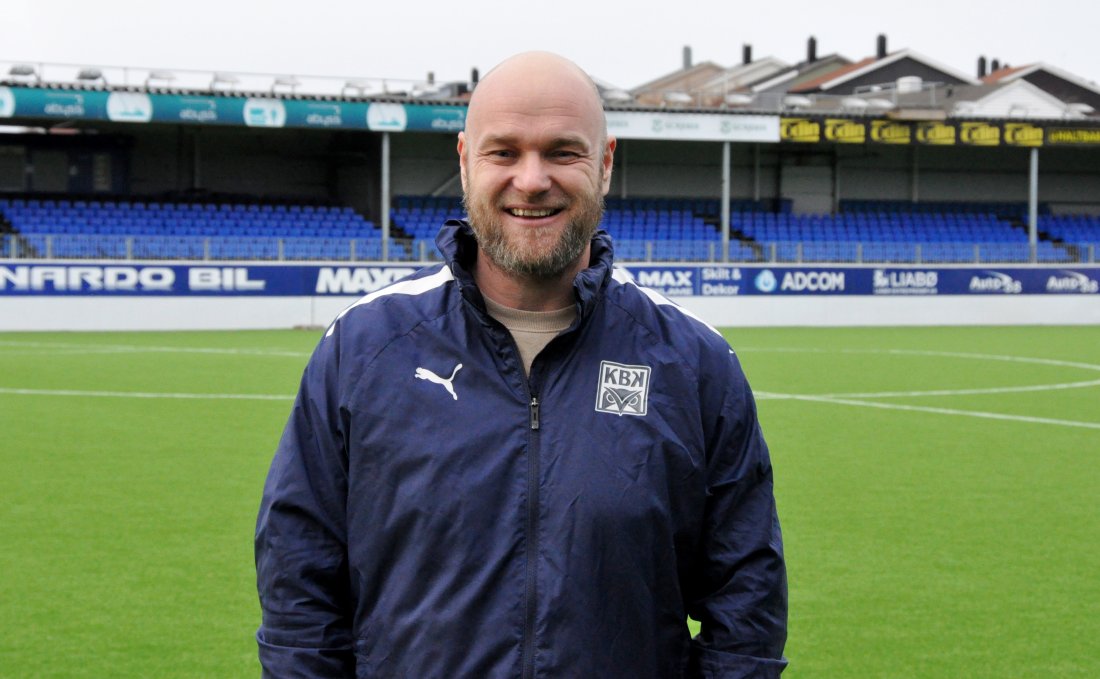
top-left (256, 221), bottom-right (787, 678)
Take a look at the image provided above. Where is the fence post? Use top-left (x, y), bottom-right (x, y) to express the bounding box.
top-left (974, 243), bottom-right (980, 263)
top-left (915, 243), bottom-right (921, 264)
top-left (796, 241), bottom-right (803, 264)
top-left (856, 242), bottom-right (863, 264)
top-left (204, 238), bottom-right (210, 261)
top-left (348, 238), bottom-right (355, 262)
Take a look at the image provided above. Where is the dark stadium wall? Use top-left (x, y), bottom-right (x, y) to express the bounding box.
top-left (6, 127), bottom-right (1097, 222)
top-left (389, 134), bottom-right (464, 199)
top-left (126, 126), bottom-right (345, 203)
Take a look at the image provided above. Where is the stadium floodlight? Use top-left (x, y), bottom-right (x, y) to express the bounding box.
top-left (211, 72), bottom-right (241, 91)
top-left (271, 75), bottom-right (300, 95)
top-left (342, 79), bottom-right (371, 97)
top-left (1065, 102), bottom-right (1094, 118)
top-left (782, 95), bottom-right (813, 109)
top-left (951, 101), bottom-right (978, 116)
top-left (8, 63), bottom-right (40, 82)
top-left (76, 67), bottom-right (105, 85)
top-left (724, 93), bottom-right (754, 106)
top-left (145, 70), bottom-right (176, 88)
top-left (602, 89), bottom-right (633, 104)
top-left (841, 97), bottom-right (869, 112)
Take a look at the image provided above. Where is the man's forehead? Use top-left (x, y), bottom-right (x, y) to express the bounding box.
top-left (466, 53), bottom-right (604, 137)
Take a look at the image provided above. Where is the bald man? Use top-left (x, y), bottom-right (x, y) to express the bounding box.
top-left (256, 52), bottom-right (787, 678)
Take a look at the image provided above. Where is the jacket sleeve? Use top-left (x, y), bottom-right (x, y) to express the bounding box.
top-left (687, 348), bottom-right (788, 678)
top-left (255, 332), bottom-right (355, 678)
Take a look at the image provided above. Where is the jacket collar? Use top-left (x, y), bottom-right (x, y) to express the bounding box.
top-left (435, 219), bottom-right (615, 322)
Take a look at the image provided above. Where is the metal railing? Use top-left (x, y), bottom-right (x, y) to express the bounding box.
top-left (1, 234), bottom-right (1096, 265)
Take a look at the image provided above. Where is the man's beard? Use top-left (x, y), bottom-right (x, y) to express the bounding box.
top-left (463, 184), bottom-right (604, 280)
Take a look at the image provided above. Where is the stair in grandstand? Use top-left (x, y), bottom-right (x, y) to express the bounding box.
top-left (1006, 216), bottom-right (1083, 262)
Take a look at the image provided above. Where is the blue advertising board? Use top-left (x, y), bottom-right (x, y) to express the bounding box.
top-left (1, 263), bottom-right (1098, 297)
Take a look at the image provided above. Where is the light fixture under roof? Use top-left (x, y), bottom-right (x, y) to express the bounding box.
top-left (724, 93), bottom-right (754, 106)
top-left (343, 79), bottom-right (371, 97)
top-left (663, 92), bottom-right (694, 105)
top-left (8, 64), bottom-right (40, 82)
top-left (271, 75), bottom-right (300, 94)
top-left (210, 72), bottom-right (240, 90)
top-left (76, 67), bottom-right (105, 84)
top-left (145, 70), bottom-right (176, 87)
top-left (602, 89), bottom-right (633, 103)
top-left (841, 97), bottom-right (869, 112)
top-left (782, 94), bottom-right (813, 109)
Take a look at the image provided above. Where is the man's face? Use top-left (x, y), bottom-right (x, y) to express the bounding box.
top-left (458, 77), bottom-right (615, 280)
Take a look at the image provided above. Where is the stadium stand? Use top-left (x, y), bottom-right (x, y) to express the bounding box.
top-left (0, 197), bottom-right (384, 260)
top-left (2, 194), bottom-right (1097, 264)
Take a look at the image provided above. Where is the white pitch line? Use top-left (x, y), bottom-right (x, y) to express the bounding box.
top-left (0, 340), bottom-right (309, 358)
top-left (758, 377), bottom-right (1100, 400)
top-left (739, 346), bottom-right (1100, 373)
top-left (0, 387), bottom-right (293, 401)
top-left (767, 393), bottom-right (1100, 431)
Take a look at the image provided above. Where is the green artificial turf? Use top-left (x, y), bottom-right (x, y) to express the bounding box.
top-left (1, 327), bottom-right (1097, 677)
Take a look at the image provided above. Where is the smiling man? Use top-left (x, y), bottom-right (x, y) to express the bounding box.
top-left (256, 52), bottom-right (787, 678)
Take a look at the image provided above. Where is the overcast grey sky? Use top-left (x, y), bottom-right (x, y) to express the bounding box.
top-left (6, 0), bottom-right (1098, 89)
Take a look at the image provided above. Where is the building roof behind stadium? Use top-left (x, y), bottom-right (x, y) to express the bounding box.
top-left (2, 45), bottom-right (1098, 122)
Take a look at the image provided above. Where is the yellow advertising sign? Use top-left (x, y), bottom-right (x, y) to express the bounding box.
top-left (1003, 123), bottom-right (1044, 147)
top-left (870, 120), bottom-right (911, 144)
top-left (824, 119), bottom-right (866, 143)
top-left (959, 122), bottom-right (1001, 146)
top-left (780, 118), bottom-right (821, 143)
top-left (916, 122), bottom-right (955, 145)
top-left (1047, 128), bottom-right (1100, 144)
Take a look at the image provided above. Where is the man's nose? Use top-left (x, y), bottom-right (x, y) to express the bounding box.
top-left (511, 154), bottom-right (553, 195)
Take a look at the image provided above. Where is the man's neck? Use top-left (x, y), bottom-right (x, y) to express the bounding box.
top-left (473, 245), bottom-right (590, 311)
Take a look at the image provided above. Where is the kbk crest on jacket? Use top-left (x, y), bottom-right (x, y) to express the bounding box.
top-left (256, 220), bottom-right (787, 678)
top-left (595, 360), bottom-right (652, 416)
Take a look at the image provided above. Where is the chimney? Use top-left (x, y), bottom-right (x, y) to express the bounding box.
top-left (427, 71), bottom-right (435, 85)
top-left (977, 57), bottom-right (987, 78)
top-left (471, 67), bottom-right (479, 89)
top-left (807, 36), bottom-right (817, 63)
top-left (991, 58), bottom-right (1000, 72)
top-left (683, 46), bottom-right (693, 70)
top-left (742, 44), bottom-right (752, 65)
top-left (876, 34), bottom-right (887, 59)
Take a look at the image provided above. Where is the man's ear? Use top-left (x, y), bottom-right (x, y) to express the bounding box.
top-left (600, 136), bottom-right (617, 195)
top-left (457, 132), bottom-right (468, 192)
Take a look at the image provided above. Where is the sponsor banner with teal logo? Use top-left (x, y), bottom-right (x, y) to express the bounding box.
top-left (1, 86), bottom-right (465, 133)
top-left (3, 263), bottom-right (1098, 296)
top-left (5, 87), bottom-right (110, 119)
top-left (284, 100), bottom-right (370, 129)
top-left (149, 94), bottom-right (244, 125)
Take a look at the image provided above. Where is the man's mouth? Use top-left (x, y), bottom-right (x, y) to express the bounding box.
top-left (505, 207), bottom-right (563, 218)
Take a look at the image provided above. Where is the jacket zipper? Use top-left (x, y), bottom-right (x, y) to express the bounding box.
top-left (522, 390), bottom-right (540, 679)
